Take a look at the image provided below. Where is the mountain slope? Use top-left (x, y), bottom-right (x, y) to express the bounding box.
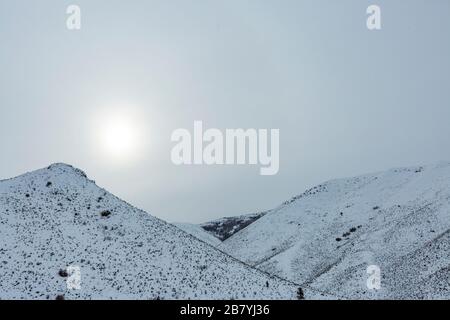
top-left (200, 212), bottom-right (268, 241)
top-left (173, 223), bottom-right (221, 246)
top-left (219, 163), bottom-right (450, 299)
top-left (0, 164), bottom-right (299, 300)
top-left (174, 212), bottom-right (267, 245)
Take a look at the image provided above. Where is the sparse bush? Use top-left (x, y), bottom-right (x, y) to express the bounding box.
top-left (100, 210), bottom-right (112, 218)
top-left (58, 269), bottom-right (68, 277)
top-left (297, 287), bottom-right (304, 300)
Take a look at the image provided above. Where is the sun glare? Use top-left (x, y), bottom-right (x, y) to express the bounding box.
top-left (95, 107), bottom-right (146, 164)
top-left (101, 116), bottom-right (137, 155)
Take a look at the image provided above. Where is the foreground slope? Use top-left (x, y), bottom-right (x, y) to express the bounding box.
top-left (219, 163), bottom-right (450, 299)
top-left (0, 164), bottom-right (298, 300)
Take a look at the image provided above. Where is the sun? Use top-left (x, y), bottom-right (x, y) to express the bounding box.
top-left (96, 109), bottom-right (144, 163)
top-left (90, 102), bottom-right (152, 165)
top-left (101, 116), bottom-right (137, 156)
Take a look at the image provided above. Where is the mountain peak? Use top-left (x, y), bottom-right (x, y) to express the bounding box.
top-left (46, 163), bottom-right (88, 179)
top-left (0, 163), bottom-right (299, 300)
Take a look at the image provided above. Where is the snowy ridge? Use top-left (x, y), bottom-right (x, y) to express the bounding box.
top-left (0, 164), bottom-right (302, 300)
top-left (219, 163), bottom-right (450, 299)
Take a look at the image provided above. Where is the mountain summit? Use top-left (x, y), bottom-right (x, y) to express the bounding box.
top-left (0, 163), bottom-right (298, 300)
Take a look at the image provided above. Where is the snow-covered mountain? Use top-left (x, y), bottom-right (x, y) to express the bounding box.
top-left (3, 162), bottom-right (448, 300)
top-left (200, 212), bottom-right (268, 241)
top-left (219, 163), bottom-right (450, 299)
top-left (173, 212), bottom-right (267, 246)
top-left (0, 164), bottom-right (300, 300)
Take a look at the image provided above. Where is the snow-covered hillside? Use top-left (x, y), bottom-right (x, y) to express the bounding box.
top-left (200, 212), bottom-right (267, 241)
top-left (219, 163), bottom-right (450, 299)
top-left (173, 223), bottom-right (221, 246)
top-left (0, 164), bottom-right (300, 300)
top-left (173, 212), bottom-right (267, 245)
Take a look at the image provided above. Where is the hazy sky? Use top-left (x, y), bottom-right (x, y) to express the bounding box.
top-left (1, 0), bottom-right (450, 223)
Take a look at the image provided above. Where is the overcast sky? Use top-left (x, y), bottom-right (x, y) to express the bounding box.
top-left (1, 0), bottom-right (450, 223)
